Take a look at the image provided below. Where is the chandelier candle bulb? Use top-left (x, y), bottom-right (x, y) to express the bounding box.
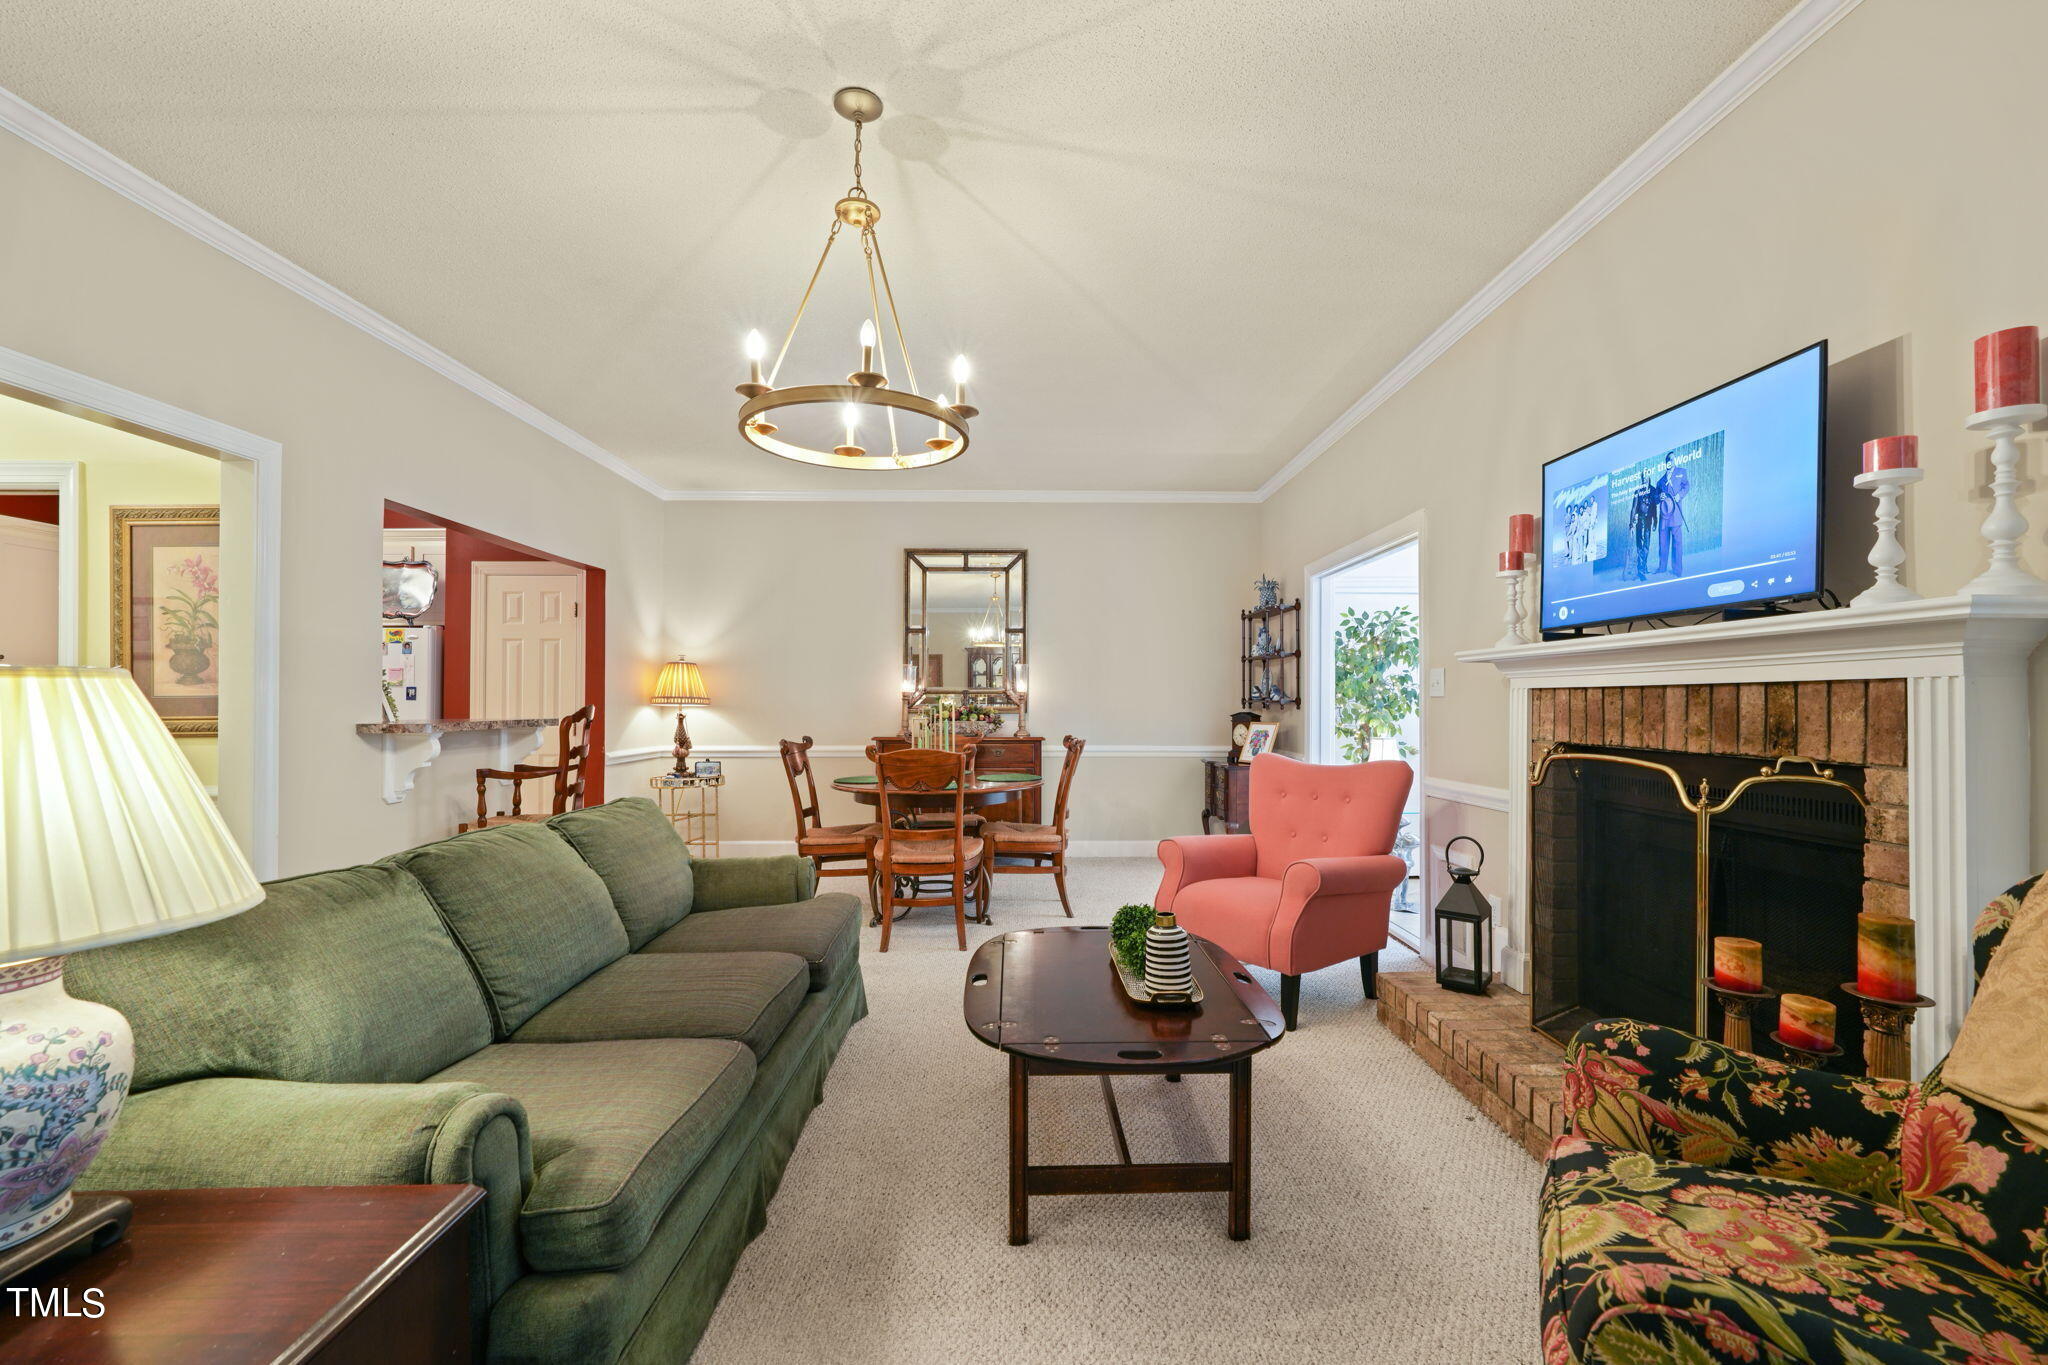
top-left (1778, 994), bottom-right (1837, 1053)
top-left (1975, 326), bottom-right (2041, 412)
top-left (736, 329), bottom-right (770, 398)
top-left (1712, 936), bottom-right (1763, 992)
top-left (1855, 913), bottom-right (1917, 1001)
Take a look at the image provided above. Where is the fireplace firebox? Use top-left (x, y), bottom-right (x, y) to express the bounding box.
top-left (1530, 744), bottom-right (1867, 1071)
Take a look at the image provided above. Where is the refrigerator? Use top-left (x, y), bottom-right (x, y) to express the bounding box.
top-left (380, 625), bottom-right (442, 721)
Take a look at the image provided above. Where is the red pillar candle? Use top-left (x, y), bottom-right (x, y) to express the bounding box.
top-left (1778, 994), bottom-right (1837, 1053)
top-left (1862, 436), bottom-right (1918, 473)
top-left (1974, 326), bottom-right (2041, 411)
top-left (1508, 514), bottom-right (1537, 557)
top-left (1497, 550), bottom-right (1524, 572)
top-left (1712, 936), bottom-right (1763, 992)
top-left (1856, 912), bottom-right (1917, 1000)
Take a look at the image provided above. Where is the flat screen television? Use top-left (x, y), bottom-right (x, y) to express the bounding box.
top-left (1538, 341), bottom-right (1826, 634)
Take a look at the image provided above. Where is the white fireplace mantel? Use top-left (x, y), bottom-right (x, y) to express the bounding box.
top-left (1456, 595), bottom-right (2048, 1075)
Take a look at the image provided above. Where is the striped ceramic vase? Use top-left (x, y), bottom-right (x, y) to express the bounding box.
top-left (1144, 911), bottom-right (1197, 1000)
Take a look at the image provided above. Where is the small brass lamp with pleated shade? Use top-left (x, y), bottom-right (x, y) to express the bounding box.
top-left (651, 657), bottom-right (710, 777)
top-left (0, 667), bottom-right (263, 1265)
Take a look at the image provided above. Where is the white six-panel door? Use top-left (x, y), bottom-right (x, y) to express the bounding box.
top-left (471, 560), bottom-right (584, 809)
top-left (0, 513), bottom-right (61, 665)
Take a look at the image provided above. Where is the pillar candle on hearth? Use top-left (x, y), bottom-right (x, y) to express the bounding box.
top-left (1778, 994), bottom-right (1837, 1053)
top-left (1974, 326), bottom-right (2041, 411)
top-left (1712, 936), bottom-right (1763, 992)
top-left (1856, 913), bottom-right (1917, 1001)
top-left (1508, 514), bottom-right (1536, 557)
top-left (1862, 436), bottom-right (1918, 473)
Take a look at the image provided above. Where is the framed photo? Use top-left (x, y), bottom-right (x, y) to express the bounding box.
top-left (1242, 722), bottom-right (1279, 761)
top-left (112, 506), bottom-right (221, 736)
top-left (693, 759), bottom-right (723, 778)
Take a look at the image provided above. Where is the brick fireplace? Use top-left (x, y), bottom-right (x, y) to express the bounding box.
top-left (1526, 680), bottom-right (1904, 1070)
top-left (1458, 597), bottom-right (2048, 1080)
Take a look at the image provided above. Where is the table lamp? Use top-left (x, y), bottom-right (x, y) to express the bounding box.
top-left (651, 656), bottom-right (710, 777)
top-left (0, 667), bottom-right (263, 1266)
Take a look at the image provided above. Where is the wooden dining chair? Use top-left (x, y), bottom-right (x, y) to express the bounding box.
top-left (981, 735), bottom-right (1083, 916)
top-left (871, 736), bottom-right (983, 831)
top-left (780, 736), bottom-right (880, 896)
top-left (873, 746), bottom-right (989, 951)
top-left (466, 704), bottom-right (597, 831)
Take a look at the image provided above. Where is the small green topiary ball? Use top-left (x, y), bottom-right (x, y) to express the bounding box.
top-left (1110, 903), bottom-right (1155, 974)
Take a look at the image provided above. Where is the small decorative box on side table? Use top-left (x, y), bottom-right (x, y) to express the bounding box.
top-left (0, 1184), bottom-right (482, 1364)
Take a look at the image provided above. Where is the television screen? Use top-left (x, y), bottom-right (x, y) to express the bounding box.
top-left (1539, 342), bottom-right (1826, 633)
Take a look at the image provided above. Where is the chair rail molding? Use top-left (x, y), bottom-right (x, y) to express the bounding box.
top-left (607, 742), bottom-right (1228, 766)
top-left (1458, 595), bottom-right (2048, 1074)
top-left (1421, 777), bottom-right (1511, 813)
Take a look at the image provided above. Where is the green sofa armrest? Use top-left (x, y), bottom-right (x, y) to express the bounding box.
top-left (690, 854), bottom-right (818, 912)
top-left (1565, 1020), bottom-right (1911, 1203)
top-left (78, 1078), bottom-right (533, 1310)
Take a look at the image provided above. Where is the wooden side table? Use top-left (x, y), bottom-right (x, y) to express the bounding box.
top-left (1202, 759), bottom-right (1251, 833)
top-left (0, 1184), bottom-right (482, 1363)
top-left (652, 773), bottom-right (723, 856)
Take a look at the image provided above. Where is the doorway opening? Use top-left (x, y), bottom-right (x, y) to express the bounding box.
top-left (382, 502), bottom-right (607, 808)
top-left (1308, 533), bottom-right (1424, 948)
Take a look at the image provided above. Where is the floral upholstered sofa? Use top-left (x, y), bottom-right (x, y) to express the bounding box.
top-left (1541, 877), bottom-right (2048, 1364)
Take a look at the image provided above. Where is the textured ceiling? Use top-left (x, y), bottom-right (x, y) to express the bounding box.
top-left (1, 2), bottom-right (1798, 493)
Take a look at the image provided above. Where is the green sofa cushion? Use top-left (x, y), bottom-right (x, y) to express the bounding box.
top-left (549, 799), bottom-right (696, 950)
top-left (67, 864), bottom-right (494, 1090)
top-left (432, 1039), bottom-right (753, 1273)
top-left (511, 952), bottom-right (807, 1059)
top-left (389, 823), bottom-right (629, 1035)
top-left (642, 892), bottom-right (860, 992)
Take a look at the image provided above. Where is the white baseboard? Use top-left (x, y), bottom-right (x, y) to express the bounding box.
top-left (708, 839), bottom-right (1160, 859)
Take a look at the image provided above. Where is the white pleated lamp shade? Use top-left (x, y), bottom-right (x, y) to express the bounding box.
top-left (1, 667), bottom-right (262, 962)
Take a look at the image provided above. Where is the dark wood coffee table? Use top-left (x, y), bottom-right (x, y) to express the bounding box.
top-left (961, 926), bottom-right (1286, 1243)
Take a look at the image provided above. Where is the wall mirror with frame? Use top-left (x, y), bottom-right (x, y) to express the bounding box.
top-left (903, 549), bottom-right (1027, 708)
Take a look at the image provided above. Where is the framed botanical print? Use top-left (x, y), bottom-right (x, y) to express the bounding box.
top-left (1242, 722), bottom-right (1279, 761)
top-left (112, 506), bottom-right (221, 736)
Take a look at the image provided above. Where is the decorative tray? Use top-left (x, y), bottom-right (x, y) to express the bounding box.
top-left (1109, 951), bottom-right (1202, 1007)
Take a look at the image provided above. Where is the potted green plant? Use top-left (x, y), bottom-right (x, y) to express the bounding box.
top-left (1333, 604), bottom-right (1419, 762)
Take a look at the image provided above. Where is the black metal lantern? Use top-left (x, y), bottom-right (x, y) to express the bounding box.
top-left (1434, 836), bottom-right (1494, 995)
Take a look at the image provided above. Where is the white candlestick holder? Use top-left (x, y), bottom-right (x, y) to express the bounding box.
top-left (1961, 402), bottom-right (2048, 596)
top-left (1849, 465), bottom-right (1925, 608)
top-left (1495, 561), bottom-right (1530, 647)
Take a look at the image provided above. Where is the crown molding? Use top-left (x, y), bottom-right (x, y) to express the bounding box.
top-left (1252, 0), bottom-right (1863, 504)
top-left (0, 84), bottom-right (669, 497)
top-left (1, 0), bottom-right (1857, 509)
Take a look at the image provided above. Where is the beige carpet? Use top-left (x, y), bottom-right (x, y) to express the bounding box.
top-left (694, 860), bottom-right (1539, 1364)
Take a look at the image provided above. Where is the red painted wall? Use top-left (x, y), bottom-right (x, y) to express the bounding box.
top-left (0, 494), bottom-right (62, 524)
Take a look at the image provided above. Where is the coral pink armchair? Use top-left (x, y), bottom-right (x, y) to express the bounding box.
top-left (1155, 754), bottom-right (1413, 1029)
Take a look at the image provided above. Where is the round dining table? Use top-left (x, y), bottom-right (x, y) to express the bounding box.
top-left (830, 773), bottom-right (1044, 926)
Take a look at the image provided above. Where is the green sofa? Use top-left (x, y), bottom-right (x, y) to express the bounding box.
top-left (65, 798), bottom-right (866, 1363)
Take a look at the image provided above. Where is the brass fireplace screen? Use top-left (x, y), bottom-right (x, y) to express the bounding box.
top-left (1527, 744), bottom-right (1868, 1037)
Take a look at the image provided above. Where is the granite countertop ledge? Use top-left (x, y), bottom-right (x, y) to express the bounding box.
top-left (357, 717), bottom-right (557, 735)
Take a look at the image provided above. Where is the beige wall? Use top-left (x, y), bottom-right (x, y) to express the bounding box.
top-left (1259, 0), bottom-right (2048, 899)
top-left (0, 395), bottom-right (226, 784)
top-left (0, 132), bottom-right (673, 875)
top-left (660, 501), bottom-right (1257, 847)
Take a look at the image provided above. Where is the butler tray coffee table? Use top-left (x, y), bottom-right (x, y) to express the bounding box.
top-left (961, 925), bottom-right (1286, 1243)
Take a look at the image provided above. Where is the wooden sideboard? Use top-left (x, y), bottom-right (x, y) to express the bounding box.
top-left (1202, 759), bottom-right (1252, 834)
top-left (970, 734), bottom-right (1043, 823)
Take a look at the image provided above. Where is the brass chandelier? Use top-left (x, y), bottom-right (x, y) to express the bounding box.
top-left (736, 87), bottom-right (977, 471)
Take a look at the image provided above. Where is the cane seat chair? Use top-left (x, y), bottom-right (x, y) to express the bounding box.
top-left (779, 736), bottom-right (880, 896)
top-left (981, 735), bottom-right (1083, 916)
top-left (872, 746), bottom-right (988, 951)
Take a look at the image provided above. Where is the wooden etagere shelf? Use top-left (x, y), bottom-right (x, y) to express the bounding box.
top-left (1241, 598), bottom-right (1300, 709)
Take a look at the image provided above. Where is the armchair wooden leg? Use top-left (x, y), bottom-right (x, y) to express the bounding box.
top-left (1360, 951), bottom-right (1378, 1001)
top-left (1280, 974), bottom-right (1300, 1032)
